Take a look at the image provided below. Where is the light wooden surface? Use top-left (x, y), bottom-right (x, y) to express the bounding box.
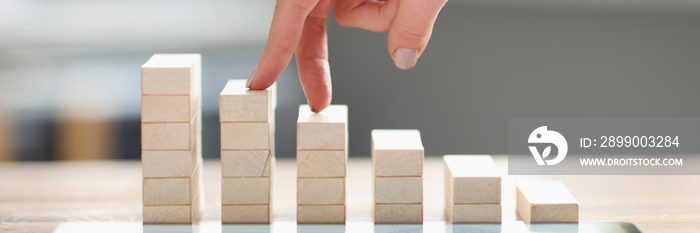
top-left (0, 157), bottom-right (699, 232)
top-left (516, 181), bottom-right (579, 223)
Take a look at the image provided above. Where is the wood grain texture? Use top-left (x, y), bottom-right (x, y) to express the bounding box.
top-left (222, 177), bottom-right (270, 205)
top-left (141, 95), bottom-right (198, 123)
top-left (297, 178), bottom-right (345, 205)
top-left (296, 105), bottom-right (347, 150)
top-left (2, 158), bottom-right (699, 233)
top-left (444, 155), bottom-right (501, 204)
top-left (141, 113), bottom-right (198, 150)
top-left (219, 79), bottom-right (275, 122)
top-left (143, 191), bottom-right (202, 224)
top-left (143, 163), bottom-right (200, 205)
top-left (375, 177), bottom-right (422, 204)
top-left (516, 181), bottom-right (579, 223)
top-left (141, 149), bottom-right (199, 178)
top-left (297, 150), bottom-right (347, 178)
top-left (297, 205), bottom-right (345, 224)
top-left (372, 130), bottom-right (423, 177)
top-left (220, 122), bottom-right (271, 150)
top-left (141, 54), bottom-right (201, 95)
top-left (221, 150), bottom-right (270, 177)
top-left (446, 198), bottom-right (502, 223)
top-left (221, 204), bottom-right (269, 224)
top-left (375, 204), bottom-right (423, 223)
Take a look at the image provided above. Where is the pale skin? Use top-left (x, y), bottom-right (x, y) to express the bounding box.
top-left (246, 0), bottom-right (448, 112)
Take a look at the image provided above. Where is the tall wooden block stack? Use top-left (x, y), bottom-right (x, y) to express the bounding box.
top-left (516, 181), bottom-right (579, 223)
top-left (296, 104), bottom-right (348, 224)
top-left (220, 79), bottom-right (277, 224)
top-left (371, 129), bottom-right (424, 223)
top-left (443, 155), bottom-right (502, 223)
top-left (141, 54), bottom-right (203, 224)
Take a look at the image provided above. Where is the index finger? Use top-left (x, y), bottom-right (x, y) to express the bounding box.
top-left (247, 0), bottom-right (320, 89)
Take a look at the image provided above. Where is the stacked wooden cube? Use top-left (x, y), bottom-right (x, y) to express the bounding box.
top-left (371, 129), bottom-right (424, 223)
top-left (443, 155), bottom-right (502, 223)
top-left (219, 79), bottom-right (276, 224)
top-left (296, 104), bottom-right (348, 224)
top-left (516, 181), bottom-right (579, 223)
top-left (140, 54), bottom-right (203, 224)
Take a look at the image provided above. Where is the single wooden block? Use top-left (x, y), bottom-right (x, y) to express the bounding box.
top-left (143, 192), bottom-right (202, 224)
top-left (375, 177), bottom-right (422, 204)
top-left (142, 113), bottom-right (198, 150)
top-left (141, 54), bottom-right (201, 95)
top-left (516, 181), bottom-right (579, 223)
top-left (222, 204), bottom-right (269, 224)
top-left (297, 178), bottom-right (345, 205)
top-left (446, 201), bottom-right (502, 223)
top-left (142, 95), bottom-right (199, 123)
top-left (222, 177), bottom-right (270, 205)
top-left (220, 122), bottom-right (271, 150)
top-left (142, 148), bottom-right (199, 178)
top-left (297, 205), bottom-right (345, 224)
top-left (219, 79), bottom-right (276, 122)
top-left (262, 156), bottom-right (274, 177)
top-left (297, 150), bottom-right (347, 178)
top-left (371, 129), bottom-right (424, 176)
top-left (374, 204), bottom-right (422, 224)
top-left (143, 164), bottom-right (201, 205)
top-left (221, 150), bottom-right (270, 177)
top-left (444, 155), bottom-right (501, 204)
top-left (297, 105), bottom-right (347, 150)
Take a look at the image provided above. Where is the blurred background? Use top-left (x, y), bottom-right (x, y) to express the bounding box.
top-left (0, 0), bottom-right (699, 161)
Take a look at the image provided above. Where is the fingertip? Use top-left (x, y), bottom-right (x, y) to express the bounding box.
top-left (308, 91), bottom-right (332, 113)
top-left (393, 47), bottom-right (419, 70)
top-left (245, 66), bottom-right (257, 88)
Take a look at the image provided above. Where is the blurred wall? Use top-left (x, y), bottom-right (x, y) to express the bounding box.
top-left (325, 2), bottom-right (700, 156)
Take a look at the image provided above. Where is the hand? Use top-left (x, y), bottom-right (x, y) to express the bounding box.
top-left (246, 0), bottom-right (447, 112)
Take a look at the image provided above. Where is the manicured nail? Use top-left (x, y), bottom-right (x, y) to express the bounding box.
top-left (245, 66), bottom-right (257, 88)
top-left (394, 48), bottom-right (419, 70)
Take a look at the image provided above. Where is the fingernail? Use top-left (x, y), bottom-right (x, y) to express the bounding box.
top-left (245, 66), bottom-right (257, 88)
top-left (394, 48), bottom-right (419, 70)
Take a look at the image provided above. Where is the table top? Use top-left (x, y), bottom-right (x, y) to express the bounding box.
top-left (0, 156), bottom-right (698, 233)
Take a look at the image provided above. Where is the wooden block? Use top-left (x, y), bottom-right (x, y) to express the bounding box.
top-left (297, 178), bottom-right (345, 205)
top-left (297, 105), bottom-right (347, 150)
top-left (143, 192), bottom-right (202, 224)
top-left (141, 54), bottom-right (201, 95)
top-left (220, 122), bottom-right (271, 150)
top-left (374, 204), bottom-right (422, 223)
top-left (262, 155), bottom-right (274, 177)
top-left (219, 79), bottom-right (275, 122)
top-left (143, 163), bottom-right (200, 205)
top-left (375, 177), bottom-right (422, 204)
top-left (222, 204), bottom-right (269, 224)
top-left (297, 205), bottom-right (345, 224)
top-left (142, 95), bottom-right (199, 123)
top-left (222, 177), bottom-right (270, 205)
top-left (142, 113), bottom-right (198, 150)
top-left (372, 129), bottom-right (424, 177)
top-left (222, 150), bottom-right (270, 177)
top-left (446, 199), bottom-right (502, 223)
top-left (444, 155), bottom-right (501, 204)
top-left (297, 150), bottom-right (347, 178)
top-left (516, 181), bottom-right (579, 223)
top-left (142, 148), bottom-right (198, 178)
